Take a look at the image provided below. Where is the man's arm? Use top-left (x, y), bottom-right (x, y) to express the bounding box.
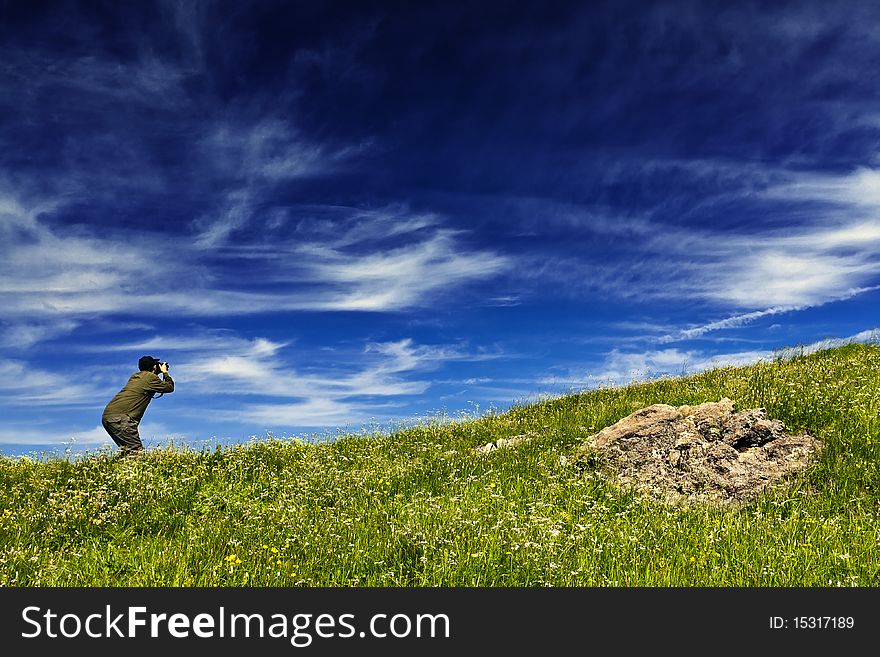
top-left (146, 367), bottom-right (175, 393)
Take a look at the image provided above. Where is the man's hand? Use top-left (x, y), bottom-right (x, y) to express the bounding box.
top-left (159, 362), bottom-right (169, 375)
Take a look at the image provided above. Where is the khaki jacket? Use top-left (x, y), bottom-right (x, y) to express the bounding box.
top-left (102, 371), bottom-right (174, 422)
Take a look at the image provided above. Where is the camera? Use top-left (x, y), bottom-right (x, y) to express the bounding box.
top-left (156, 360), bottom-right (169, 370)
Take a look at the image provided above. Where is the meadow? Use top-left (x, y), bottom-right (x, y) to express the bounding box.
top-left (1, 342), bottom-right (878, 586)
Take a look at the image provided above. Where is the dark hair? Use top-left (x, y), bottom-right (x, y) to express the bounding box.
top-left (138, 355), bottom-right (160, 371)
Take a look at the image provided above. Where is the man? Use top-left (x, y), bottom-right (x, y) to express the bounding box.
top-left (102, 355), bottom-right (175, 456)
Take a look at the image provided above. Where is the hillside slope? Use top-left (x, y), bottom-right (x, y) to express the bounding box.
top-left (1, 342), bottom-right (878, 586)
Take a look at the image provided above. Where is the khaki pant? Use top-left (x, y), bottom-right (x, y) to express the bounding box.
top-left (101, 414), bottom-right (144, 456)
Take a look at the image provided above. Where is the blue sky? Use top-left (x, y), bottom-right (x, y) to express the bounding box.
top-left (1, 0), bottom-right (879, 456)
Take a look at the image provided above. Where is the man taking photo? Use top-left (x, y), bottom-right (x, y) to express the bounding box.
top-left (102, 355), bottom-right (175, 456)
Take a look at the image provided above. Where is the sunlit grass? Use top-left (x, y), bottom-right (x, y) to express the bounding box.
top-left (1, 342), bottom-right (878, 586)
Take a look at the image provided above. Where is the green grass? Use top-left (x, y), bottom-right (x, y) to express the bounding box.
top-left (1, 342), bottom-right (878, 586)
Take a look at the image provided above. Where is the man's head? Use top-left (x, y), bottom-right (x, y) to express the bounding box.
top-left (138, 355), bottom-right (161, 372)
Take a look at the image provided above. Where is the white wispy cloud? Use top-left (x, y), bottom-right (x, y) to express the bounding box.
top-left (0, 426), bottom-right (106, 448)
top-left (0, 191), bottom-right (192, 325)
top-left (539, 347), bottom-right (770, 389)
top-left (74, 330), bottom-right (277, 355)
top-left (0, 358), bottom-right (102, 405)
top-left (230, 398), bottom-right (394, 429)
top-left (0, 420), bottom-right (175, 448)
top-left (773, 327), bottom-right (880, 358)
top-left (191, 205), bottom-right (512, 312)
top-left (544, 327), bottom-right (880, 390)
top-left (59, 329), bottom-right (504, 432)
top-left (658, 285), bottom-right (880, 343)
top-left (0, 190), bottom-right (511, 336)
top-left (2, 15), bottom-right (474, 338)
top-left (176, 336), bottom-right (480, 400)
top-left (659, 225), bottom-right (880, 312)
top-left (706, 224), bottom-right (880, 310)
top-left (525, 163), bottom-right (880, 320)
top-left (0, 44), bottom-right (195, 113)
top-left (166, 335), bottom-right (502, 429)
top-left (0, 320), bottom-right (80, 349)
top-left (293, 230), bottom-right (511, 311)
top-left (595, 348), bottom-right (773, 386)
top-left (192, 118), bottom-right (362, 249)
top-left (764, 167), bottom-right (880, 208)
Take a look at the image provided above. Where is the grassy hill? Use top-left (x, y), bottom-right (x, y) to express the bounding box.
top-left (1, 342), bottom-right (878, 586)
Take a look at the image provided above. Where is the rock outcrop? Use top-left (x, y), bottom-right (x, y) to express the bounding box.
top-left (576, 398), bottom-right (821, 506)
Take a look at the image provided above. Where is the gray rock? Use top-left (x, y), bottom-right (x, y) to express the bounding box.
top-left (575, 398), bottom-right (821, 506)
top-left (475, 433), bottom-right (534, 455)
